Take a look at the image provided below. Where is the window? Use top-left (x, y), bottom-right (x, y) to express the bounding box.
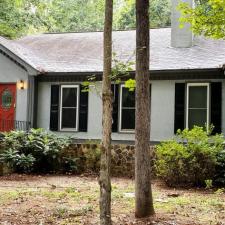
top-left (1, 89), bottom-right (13, 109)
top-left (186, 83), bottom-right (209, 129)
top-left (119, 85), bottom-right (135, 132)
top-left (60, 85), bottom-right (79, 131)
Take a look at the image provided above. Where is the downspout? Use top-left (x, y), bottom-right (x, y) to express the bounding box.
top-left (27, 75), bottom-right (38, 129)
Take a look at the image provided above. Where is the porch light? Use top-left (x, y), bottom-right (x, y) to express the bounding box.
top-left (18, 80), bottom-right (25, 90)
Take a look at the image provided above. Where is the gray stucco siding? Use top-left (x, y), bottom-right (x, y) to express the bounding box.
top-left (150, 81), bottom-right (175, 141)
top-left (37, 79), bottom-right (225, 142)
top-left (37, 82), bottom-right (101, 139)
top-left (37, 81), bottom-right (175, 141)
top-left (37, 82), bottom-right (136, 141)
top-left (151, 79), bottom-right (225, 140)
top-left (37, 82), bottom-right (51, 130)
top-left (0, 53), bottom-right (29, 122)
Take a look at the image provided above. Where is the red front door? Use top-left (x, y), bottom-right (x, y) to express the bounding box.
top-left (0, 84), bottom-right (16, 132)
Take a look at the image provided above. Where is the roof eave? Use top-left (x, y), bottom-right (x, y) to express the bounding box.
top-left (37, 67), bottom-right (225, 82)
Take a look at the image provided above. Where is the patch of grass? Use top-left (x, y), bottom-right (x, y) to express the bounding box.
top-left (53, 206), bottom-right (67, 218)
top-left (154, 193), bottom-right (225, 224)
top-left (42, 190), bottom-right (67, 199)
top-left (0, 190), bottom-right (20, 204)
top-left (40, 188), bottom-right (84, 201)
top-left (53, 205), bottom-right (93, 218)
top-left (193, 195), bottom-right (225, 212)
top-left (111, 185), bottom-right (135, 213)
top-left (65, 187), bottom-right (77, 193)
top-left (158, 194), bottom-right (222, 211)
top-left (0, 188), bottom-right (38, 204)
top-left (112, 188), bottom-right (124, 199)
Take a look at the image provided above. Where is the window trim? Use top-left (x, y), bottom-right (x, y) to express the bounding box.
top-left (119, 84), bottom-right (135, 133)
top-left (186, 83), bottom-right (210, 129)
top-left (60, 85), bottom-right (79, 132)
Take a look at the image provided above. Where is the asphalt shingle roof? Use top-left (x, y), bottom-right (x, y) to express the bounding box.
top-left (0, 28), bottom-right (225, 73)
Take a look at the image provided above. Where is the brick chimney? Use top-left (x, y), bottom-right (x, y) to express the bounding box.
top-left (171, 0), bottom-right (193, 48)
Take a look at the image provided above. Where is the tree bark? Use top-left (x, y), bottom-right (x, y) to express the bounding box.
top-left (99, 0), bottom-right (113, 225)
top-left (135, 0), bottom-right (155, 218)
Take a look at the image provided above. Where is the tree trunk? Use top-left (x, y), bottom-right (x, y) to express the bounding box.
top-left (99, 0), bottom-right (113, 225)
top-left (135, 0), bottom-right (155, 218)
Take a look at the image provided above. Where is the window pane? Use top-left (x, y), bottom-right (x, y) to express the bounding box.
top-left (1, 89), bottom-right (13, 109)
top-left (188, 109), bottom-right (207, 129)
top-left (122, 88), bottom-right (135, 107)
top-left (61, 108), bottom-right (77, 129)
top-left (121, 109), bottom-right (135, 130)
top-left (62, 88), bottom-right (77, 107)
top-left (189, 86), bottom-right (207, 108)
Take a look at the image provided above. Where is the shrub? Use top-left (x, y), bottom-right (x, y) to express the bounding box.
top-left (214, 149), bottom-right (225, 186)
top-left (84, 146), bottom-right (101, 172)
top-left (60, 156), bottom-right (81, 173)
top-left (0, 129), bottom-right (71, 173)
top-left (0, 149), bottom-right (35, 172)
top-left (155, 126), bottom-right (224, 187)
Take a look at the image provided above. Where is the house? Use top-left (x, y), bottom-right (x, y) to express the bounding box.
top-left (0, 0), bottom-right (225, 143)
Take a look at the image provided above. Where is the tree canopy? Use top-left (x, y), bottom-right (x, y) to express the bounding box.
top-left (0, 0), bottom-right (53, 38)
top-left (179, 0), bottom-right (225, 39)
top-left (0, 0), bottom-right (26, 38)
top-left (114, 0), bottom-right (170, 29)
top-left (0, 0), bottom-right (171, 39)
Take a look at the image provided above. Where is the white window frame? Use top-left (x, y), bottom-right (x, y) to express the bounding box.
top-left (186, 83), bottom-right (210, 129)
top-left (119, 84), bottom-right (135, 133)
top-left (60, 85), bottom-right (79, 131)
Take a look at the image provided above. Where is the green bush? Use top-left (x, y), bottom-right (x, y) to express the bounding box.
top-left (214, 150), bottom-right (225, 186)
top-left (0, 149), bottom-right (35, 172)
top-left (60, 156), bottom-right (81, 173)
top-left (84, 147), bottom-right (101, 172)
top-left (0, 129), bottom-right (72, 173)
top-left (155, 126), bottom-right (224, 187)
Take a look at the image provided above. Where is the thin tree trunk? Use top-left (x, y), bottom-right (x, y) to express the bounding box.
top-left (135, 0), bottom-right (155, 218)
top-left (99, 0), bottom-right (113, 224)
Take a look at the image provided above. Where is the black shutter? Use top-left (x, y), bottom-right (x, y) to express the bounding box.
top-left (50, 85), bottom-right (60, 131)
top-left (149, 83), bottom-right (151, 107)
top-left (211, 82), bottom-right (222, 134)
top-left (79, 86), bottom-right (89, 132)
top-left (112, 84), bottom-right (119, 132)
top-left (174, 83), bottom-right (185, 133)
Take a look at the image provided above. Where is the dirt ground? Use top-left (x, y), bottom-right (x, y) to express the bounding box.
top-left (0, 174), bottom-right (224, 225)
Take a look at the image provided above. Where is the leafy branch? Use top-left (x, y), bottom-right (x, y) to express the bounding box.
top-left (81, 51), bottom-right (136, 96)
top-left (178, 0), bottom-right (225, 39)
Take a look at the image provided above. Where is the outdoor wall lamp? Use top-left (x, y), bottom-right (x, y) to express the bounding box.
top-left (18, 80), bottom-right (25, 90)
